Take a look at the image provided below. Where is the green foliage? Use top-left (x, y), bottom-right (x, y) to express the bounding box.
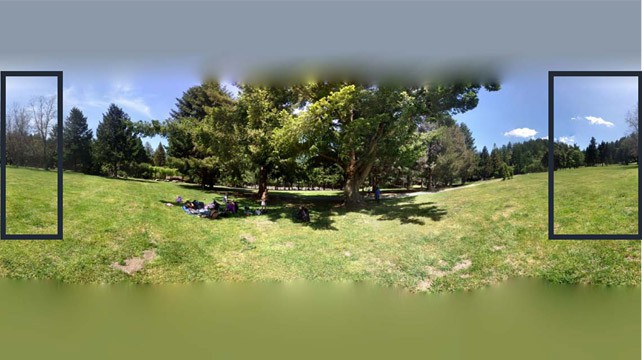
top-left (165, 81), bottom-right (239, 188)
top-left (585, 137), bottom-right (599, 166)
top-left (277, 82), bottom-right (496, 203)
top-left (153, 143), bottom-right (166, 166)
top-left (94, 104), bottom-right (144, 177)
top-left (63, 107), bottom-right (94, 173)
top-left (430, 126), bottom-right (477, 186)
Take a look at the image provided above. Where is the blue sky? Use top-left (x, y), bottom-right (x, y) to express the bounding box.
top-left (455, 70), bottom-right (638, 151)
top-left (4, 63), bottom-right (638, 152)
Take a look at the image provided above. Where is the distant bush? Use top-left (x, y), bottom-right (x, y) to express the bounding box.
top-left (128, 163), bottom-right (180, 180)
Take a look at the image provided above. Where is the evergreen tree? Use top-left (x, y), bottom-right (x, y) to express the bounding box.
top-left (489, 145), bottom-right (503, 178)
top-left (153, 143), bottom-right (167, 166)
top-left (166, 81), bottom-right (237, 188)
top-left (63, 107), bottom-right (94, 173)
top-left (478, 146), bottom-right (490, 179)
top-left (458, 123), bottom-right (476, 151)
top-left (585, 137), bottom-right (599, 166)
top-left (95, 104), bottom-right (138, 177)
top-left (597, 141), bottom-right (608, 166)
top-left (144, 141), bottom-right (154, 160)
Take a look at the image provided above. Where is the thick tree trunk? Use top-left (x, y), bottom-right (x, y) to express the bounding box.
top-left (343, 152), bottom-right (374, 208)
top-left (344, 175), bottom-right (363, 207)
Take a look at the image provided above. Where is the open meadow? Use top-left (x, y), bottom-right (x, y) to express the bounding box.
top-left (0, 165), bottom-right (639, 292)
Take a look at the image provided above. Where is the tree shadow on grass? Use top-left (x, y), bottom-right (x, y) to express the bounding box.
top-left (262, 202), bottom-right (340, 231)
top-left (356, 197), bottom-right (448, 225)
top-left (170, 185), bottom-right (446, 229)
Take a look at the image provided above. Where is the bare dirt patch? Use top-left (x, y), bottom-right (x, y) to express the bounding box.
top-left (416, 258), bottom-right (473, 292)
top-left (111, 249), bottom-right (157, 275)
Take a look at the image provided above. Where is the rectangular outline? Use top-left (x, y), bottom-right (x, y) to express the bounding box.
top-left (549, 71), bottom-right (641, 240)
top-left (1, 71), bottom-right (63, 240)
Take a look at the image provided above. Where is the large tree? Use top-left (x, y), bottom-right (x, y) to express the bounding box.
top-left (63, 107), bottom-right (94, 172)
top-left (153, 143), bottom-right (167, 166)
top-left (166, 81), bottom-right (237, 187)
top-left (237, 84), bottom-right (297, 197)
top-left (95, 104), bottom-right (141, 176)
top-left (432, 126), bottom-right (476, 186)
top-left (278, 82), bottom-right (498, 206)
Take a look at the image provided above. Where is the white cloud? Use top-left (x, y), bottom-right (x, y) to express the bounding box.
top-left (559, 136), bottom-right (575, 144)
top-left (572, 115), bottom-right (615, 127)
top-left (504, 127), bottom-right (538, 138)
top-left (63, 82), bottom-right (153, 119)
top-left (540, 136), bottom-right (549, 140)
top-left (113, 97), bottom-right (153, 118)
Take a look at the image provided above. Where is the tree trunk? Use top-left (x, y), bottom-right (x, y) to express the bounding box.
top-left (344, 175), bottom-right (363, 208)
top-left (343, 152), bottom-right (374, 208)
top-left (257, 165), bottom-right (269, 198)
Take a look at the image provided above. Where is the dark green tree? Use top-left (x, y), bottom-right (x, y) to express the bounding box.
top-left (95, 104), bottom-right (140, 177)
top-left (489, 145), bottom-right (503, 178)
top-left (63, 107), bottom-right (94, 173)
top-left (597, 141), bottom-right (608, 166)
top-left (166, 81), bottom-right (237, 188)
top-left (153, 143), bottom-right (167, 166)
top-left (478, 146), bottom-right (491, 179)
top-left (585, 137), bottom-right (599, 166)
top-left (144, 141), bottom-right (154, 160)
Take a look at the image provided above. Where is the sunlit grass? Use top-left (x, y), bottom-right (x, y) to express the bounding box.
top-left (554, 164), bottom-right (638, 235)
top-left (0, 166), bottom-right (639, 292)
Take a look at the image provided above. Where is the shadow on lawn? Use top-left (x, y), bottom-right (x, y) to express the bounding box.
top-left (171, 184), bottom-right (447, 229)
top-left (357, 197), bottom-right (447, 225)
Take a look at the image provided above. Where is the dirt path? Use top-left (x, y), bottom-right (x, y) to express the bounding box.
top-left (389, 179), bottom-right (502, 198)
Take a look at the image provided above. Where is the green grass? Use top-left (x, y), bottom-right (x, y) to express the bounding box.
top-left (5, 166), bottom-right (58, 235)
top-left (0, 165), bottom-right (639, 292)
top-left (554, 165), bottom-right (638, 234)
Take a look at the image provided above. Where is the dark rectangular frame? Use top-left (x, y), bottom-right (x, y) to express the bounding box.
top-left (1, 71), bottom-right (63, 240)
top-left (548, 71), bottom-right (641, 240)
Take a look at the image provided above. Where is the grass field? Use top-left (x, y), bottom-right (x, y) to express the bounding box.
top-left (0, 165), bottom-right (639, 292)
top-left (554, 165), bottom-right (638, 234)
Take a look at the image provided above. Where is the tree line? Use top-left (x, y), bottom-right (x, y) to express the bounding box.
top-left (7, 81), bottom-right (637, 207)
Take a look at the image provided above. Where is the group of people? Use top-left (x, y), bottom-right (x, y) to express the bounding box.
top-left (174, 191), bottom-right (314, 223)
top-left (176, 192), bottom-right (268, 220)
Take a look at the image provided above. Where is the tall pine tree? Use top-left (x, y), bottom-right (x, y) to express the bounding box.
top-left (585, 136), bottom-right (598, 166)
top-left (95, 104), bottom-right (138, 177)
top-left (153, 143), bottom-right (167, 166)
top-left (478, 146), bottom-right (490, 179)
top-left (63, 107), bottom-right (94, 173)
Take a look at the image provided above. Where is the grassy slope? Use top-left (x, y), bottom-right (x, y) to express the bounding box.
top-left (554, 165), bottom-right (638, 234)
top-left (0, 166), bottom-right (639, 292)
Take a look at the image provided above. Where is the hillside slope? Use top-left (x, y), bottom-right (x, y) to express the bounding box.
top-left (0, 166), bottom-right (639, 292)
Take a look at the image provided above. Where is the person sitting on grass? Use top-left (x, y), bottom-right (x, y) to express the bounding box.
top-left (200, 208), bottom-right (219, 219)
top-left (226, 200), bottom-right (235, 213)
top-left (295, 206), bottom-right (310, 222)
